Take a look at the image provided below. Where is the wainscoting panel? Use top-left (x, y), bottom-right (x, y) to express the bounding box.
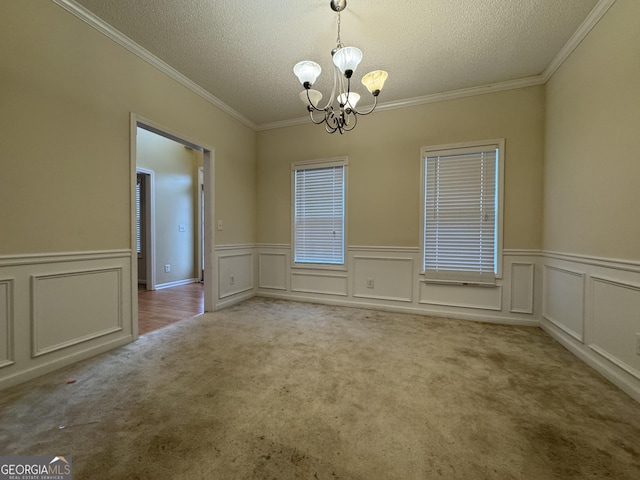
top-left (258, 252), bottom-right (287, 291)
top-left (589, 276), bottom-right (640, 380)
top-left (540, 252), bottom-right (640, 403)
top-left (353, 256), bottom-right (413, 302)
top-left (0, 250), bottom-right (133, 390)
top-left (218, 251), bottom-right (254, 299)
top-left (291, 271), bottom-right (348, 296)
top-left (510, 263), bottom-right (534, 314)
top-left (31, 268), bottom-right (122, 357)
top-left (419, 283), bottom-right (502, 311)
top-left (543, 265), bottom-right (585, 341)
top-left (0, 279), bottom-right (14, 368)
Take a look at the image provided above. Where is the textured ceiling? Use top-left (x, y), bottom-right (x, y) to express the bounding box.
top-left (71, 0), bottom-right (600, 128)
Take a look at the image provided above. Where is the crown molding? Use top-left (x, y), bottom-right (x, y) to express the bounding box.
top-left (256, 75), bottom-right (546, 131)
top-left (52, 0), bottom-right (616, 134)
top-left (542, 0), bottom-right (616, 81)
top-left (51, 0), bottom-right (257, 131)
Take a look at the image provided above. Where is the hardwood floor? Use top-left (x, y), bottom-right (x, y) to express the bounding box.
top-left (138, 282), bottom-right (204, 335)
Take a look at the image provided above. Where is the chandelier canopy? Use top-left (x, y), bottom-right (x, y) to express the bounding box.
top-left (293, 0), bottom-right (388, 134)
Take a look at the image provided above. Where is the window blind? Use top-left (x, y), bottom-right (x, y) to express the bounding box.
top-left (423, 147), bottom-right (498, 282)
top-left (294, 166), bottom-right (345, 264)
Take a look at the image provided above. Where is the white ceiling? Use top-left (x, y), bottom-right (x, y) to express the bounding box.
top-left (69, 0), bottom-right (602, 129)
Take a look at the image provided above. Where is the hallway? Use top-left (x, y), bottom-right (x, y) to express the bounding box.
top-left (138, 283), bottom-right (204, 335)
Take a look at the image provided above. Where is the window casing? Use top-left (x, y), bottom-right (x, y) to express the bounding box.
top-left (292, 157), bottom-right (348, 267)
top-left (420, 140), bottom-right (504, 284)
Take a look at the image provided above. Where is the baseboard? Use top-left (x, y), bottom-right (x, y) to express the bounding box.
top-left (255, 291), bottom-right (539, 327)
top-left (214, 290), bottom-right (255, 311)
top-left (155, 278), bottom-right (199, 290)
top-left (540, 319), bottom-right (640, 404)
top-left (0, 335), bottom-right (132, 390)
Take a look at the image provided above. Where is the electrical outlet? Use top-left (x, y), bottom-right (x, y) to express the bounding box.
top-left (230, 275), bottom-right (235, 285)
top-left (366, 278), bottom-right (374, 289)
top-left (179, 224), bottom-right (186, 232)
top-left (217, 220), bottom-right (223, 231)
top-left (164, 264), bottom-right (171, 273)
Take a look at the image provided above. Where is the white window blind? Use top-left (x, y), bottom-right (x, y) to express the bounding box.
top-left (293, 164), bottom-right (345, 265)
top-left (423, 145), bottom-right (498, 282)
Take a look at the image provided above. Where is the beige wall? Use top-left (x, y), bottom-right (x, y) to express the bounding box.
top-left (257, 86), bottom-right (545, 250)
top-left (543, 0), bottom-right (640, 260)
top-left (137, 129), bottom-right (200, 284)
top-left (0, 0), bottom-right (256, 256)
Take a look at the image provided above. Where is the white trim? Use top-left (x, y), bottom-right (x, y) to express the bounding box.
top-left (419, 139), bottom-right (505, 281)
top-left (131, 113), bottom-right (216, 315)
top-left (155, 278), bottom-right (200, 290)
top-left (542, 0), bottom-right (617, 81)
top-left (136, 167), bottom-right (156, 290)
top-left (541, 319), bottom-right (640, 405)
top-left (257, 291), bottom-right (537, 327)
top-left (509, 262), bottom-right (535, 314)
top-left (542, 265), bottom-right (585, 342)
top-left (258, 76), bottom-right (546, 131)
top-left (503, 249), bottom-right (542, 257)
top-left (215, 244), bottom-right (257, 251)
top-left (52, 0), bottom-right (615, 133)
top-left (543, 250), bottom-right (640, 273)
top-left (51, 0), bottom-right (256, 131)
top-left (0, 279), bottom-right (14, 369)
top-left (0, 250), bottom-right (131, 267)
top-left (30, 267), bottom-right (124, 357)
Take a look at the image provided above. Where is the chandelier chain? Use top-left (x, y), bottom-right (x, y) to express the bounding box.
top-left (336, 12), bottom-right (342, 49)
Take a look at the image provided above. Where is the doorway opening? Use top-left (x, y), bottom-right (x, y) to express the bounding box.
top-left (131, 114), bottom-right (214, 338)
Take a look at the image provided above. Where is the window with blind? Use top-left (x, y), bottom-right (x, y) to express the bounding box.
top-left (421, 141), bottom-right (504, 284)
top-left (292, 157), bottom-right (347, 266)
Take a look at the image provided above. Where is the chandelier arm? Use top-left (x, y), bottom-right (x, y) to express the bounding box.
top-left (351, 95), bottom-right (379, 116)
top-left (309, 108), bottom-right (329, 125)
top-left (325, 112), bottom-right (340, 134)
top-left (343, 111), bottom-right (358, 131)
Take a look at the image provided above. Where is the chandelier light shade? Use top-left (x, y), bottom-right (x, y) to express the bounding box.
top-left (332, 46), bottom-right (363, 77)
top-left (292, 0), bottom-right (388, 134)
top-left (361, 70), bottom-right (388, 95)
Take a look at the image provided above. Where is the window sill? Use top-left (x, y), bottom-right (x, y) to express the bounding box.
top-left (420, 277), bottom-right (498, 287)
top-left (292, 262), bottom-right (347, 273)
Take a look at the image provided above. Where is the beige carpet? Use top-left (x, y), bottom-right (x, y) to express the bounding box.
top-left (1, 297), bottom-right (639, 479)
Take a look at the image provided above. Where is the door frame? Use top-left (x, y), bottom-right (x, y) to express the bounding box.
top-left (136, 168), bottom-right (155, 290)
top-left (130, 113), bottom-right (215, 339)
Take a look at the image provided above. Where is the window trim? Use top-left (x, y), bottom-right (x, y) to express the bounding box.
top-left (419, 139), bottom-right (505, 284)
top-left (291, 156), bottom-right (348, 271)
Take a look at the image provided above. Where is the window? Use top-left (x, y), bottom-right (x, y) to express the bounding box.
top-left (292, 157), bottom-right (347, 266)
top-left (421, 140), bottom-right (504, 284)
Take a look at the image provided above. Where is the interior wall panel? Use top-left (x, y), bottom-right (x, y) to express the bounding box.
top-left (589, 276), bottom-right (640, 379)
top-left (510, 262), bottom-right (534, 314)
top-left (31, 268), bottom-right (123, 356)
top-left (419, 283), bottom-right (502, 311)
top-left (218, 252), bottom-right (254, 299)
top-left (543, 265), bottom-right (585, 341)
top-left (258, 252), bottom-right (287, 290)
top-left (0, 279), bottom-right (14, 368)
top-left (353, 256), bottom-right (413, 302)
top-left (291, 272), bottom-right (348, 296)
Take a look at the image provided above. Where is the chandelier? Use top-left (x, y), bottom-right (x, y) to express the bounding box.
top-left (293, 0), bottom-right (388, 134)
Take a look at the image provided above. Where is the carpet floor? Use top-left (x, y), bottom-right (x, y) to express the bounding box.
top-left (1, 297), bottom-right (640, 479)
